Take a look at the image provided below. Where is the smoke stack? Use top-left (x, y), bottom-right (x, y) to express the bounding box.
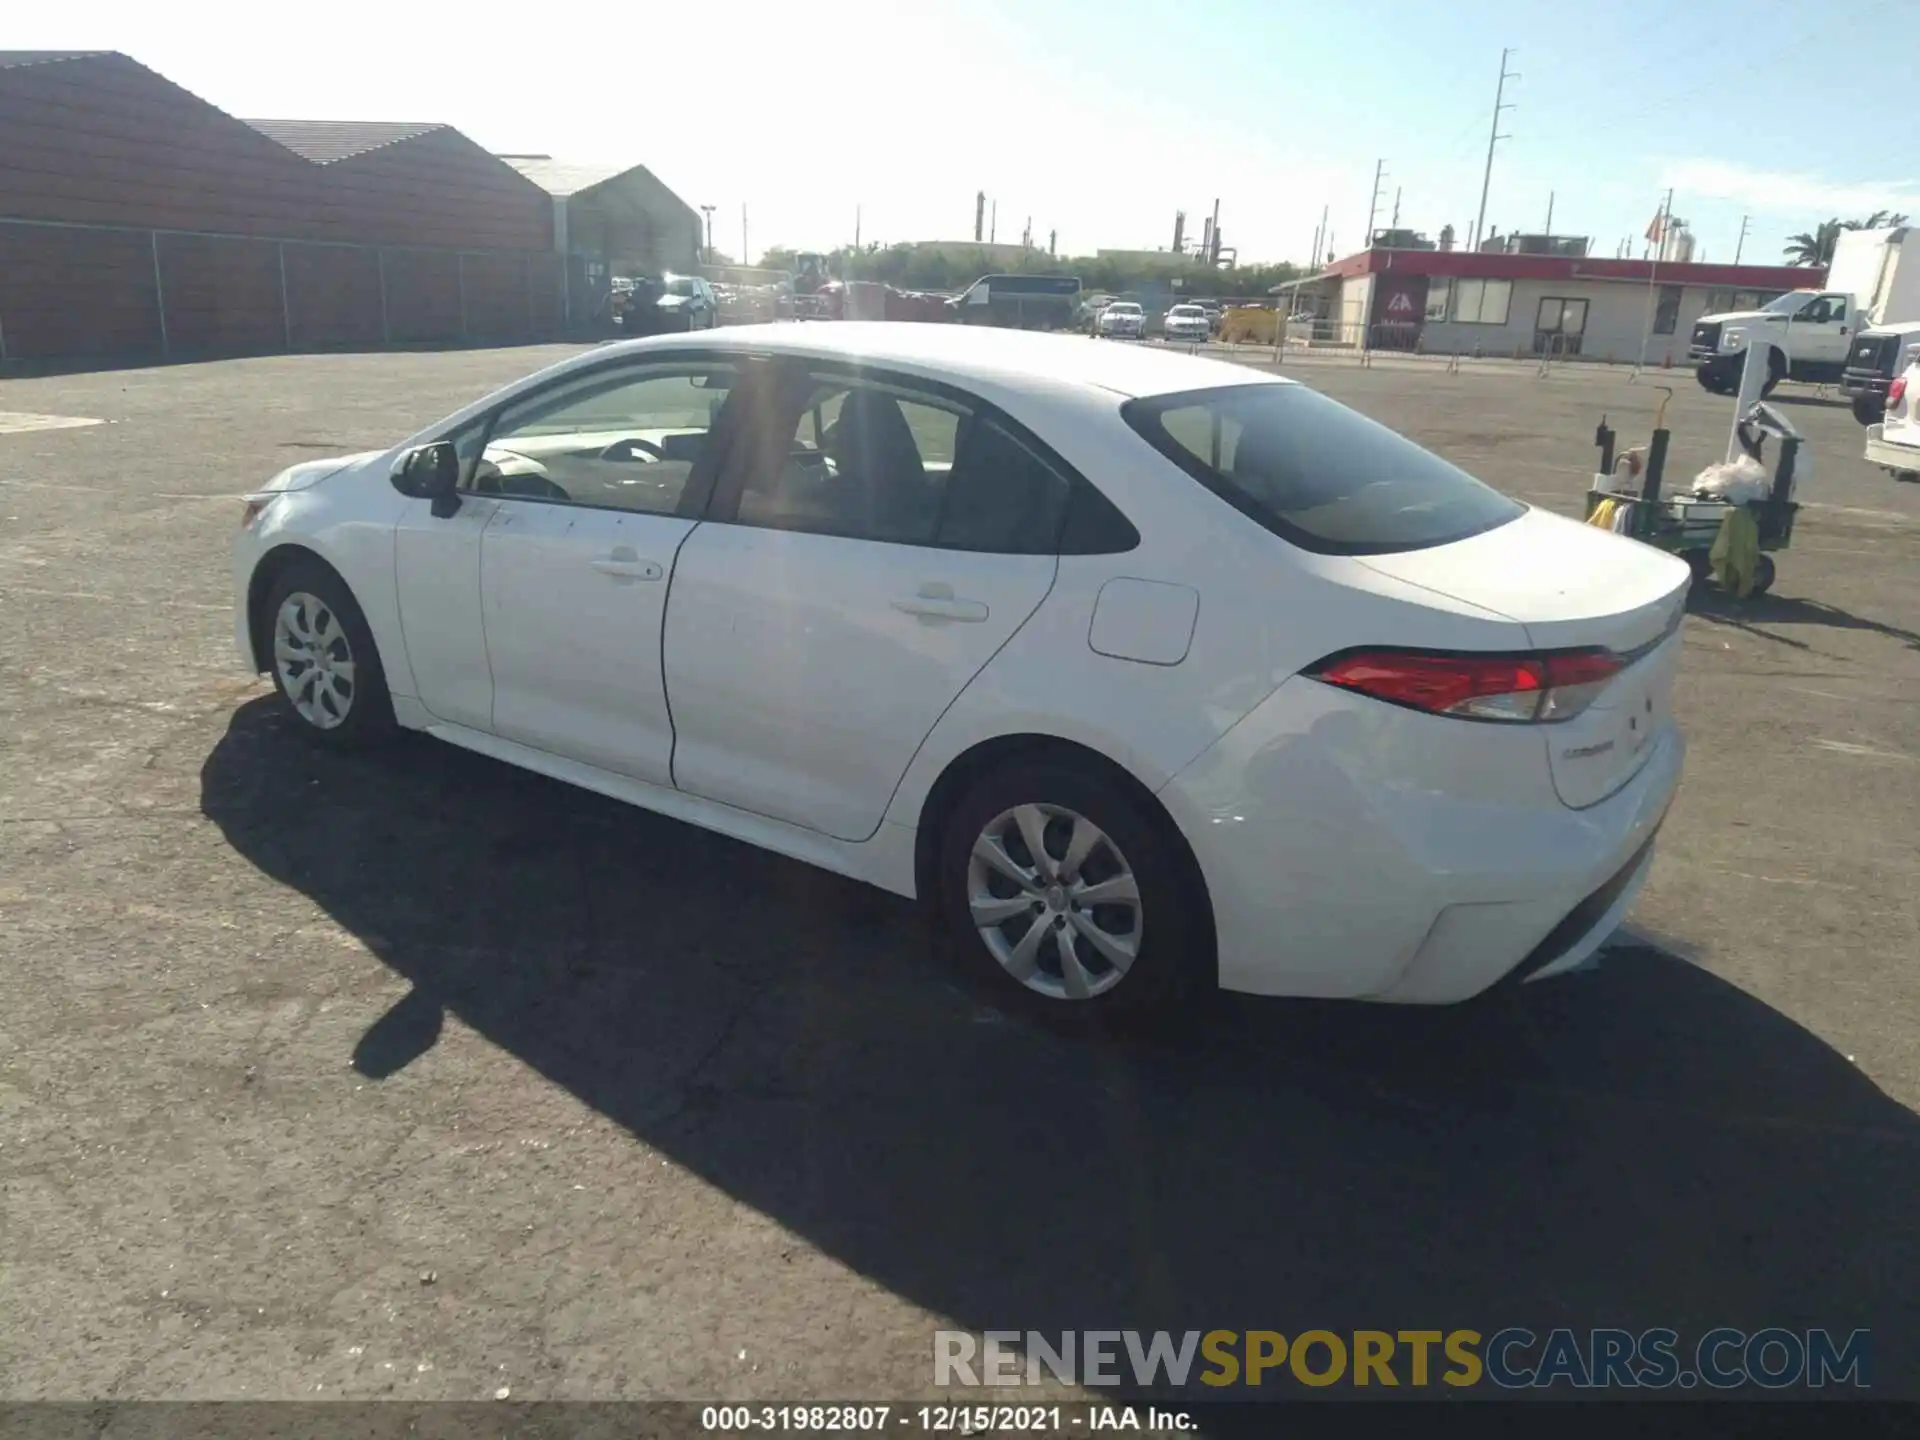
top-left (1172, 210), bottom-right (1186, 254)
top-left (1201, 215), bottom-right (1214, 259)
top-left (974, 191), bottom-right (985, 243)
top-left (1439, 223), bottom-right (1455, 252)
top-left (1209, 198), bottom-right (1221, 264)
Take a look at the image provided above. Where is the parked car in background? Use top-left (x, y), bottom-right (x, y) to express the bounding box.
top-left (233, 323), bottom-right (1685, 1018)
top-left (1162, 304), bottom-right (1212, 343)
top-left (1076, 293), bottom-right (1118, 326)
top-left (1097, 301), bottom-right (1145, 339)
top-left (1863, 354), bottom-right (1920, 482)
top-left (616, 274), bottom-right (719, 334)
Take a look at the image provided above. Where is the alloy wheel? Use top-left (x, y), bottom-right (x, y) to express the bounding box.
top-left (273, 591), bottom-right (356, 730)
top-left (967, 803), bottom-right (1143, 1001)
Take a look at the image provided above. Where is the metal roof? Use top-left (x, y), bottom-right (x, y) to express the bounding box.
top-left (0, 50), bottom-right (110, 70)
top-left (242, 118), bottom-right (446, 164)
top-left (495, 157), bottom-right (639, 199)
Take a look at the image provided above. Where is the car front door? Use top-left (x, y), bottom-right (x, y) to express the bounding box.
top-left (470, 357), bottom-right (736, 784)
top-left (1790, 293), bottom-right (1851, 363)
top-left (393, 417), bottom-right (501, 732)
top-left (662, 362), bottom-right (1069, 842)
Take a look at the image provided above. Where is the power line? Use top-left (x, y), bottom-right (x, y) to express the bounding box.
top-left (1471, 48), bottom-right (1518, 252)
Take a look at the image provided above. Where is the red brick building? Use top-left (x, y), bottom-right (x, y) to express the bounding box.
top-left (0, 51), bottom-right (567, 361)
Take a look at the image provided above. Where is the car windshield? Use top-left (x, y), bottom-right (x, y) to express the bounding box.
top-left (664, 278), bottom-right (698, 297)
top-left (1761, 293), bottom-right (1810, 315)
top-left (1109, 304), bottom-right (1141, 315)
top-left (1122, 382), bottom-right (1526, 555)
top-left (1169, 306), bottom-right (1203, 317)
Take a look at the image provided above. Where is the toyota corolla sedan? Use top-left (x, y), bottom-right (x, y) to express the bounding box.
top-left (234, 324), bottom-right (1686, 1016)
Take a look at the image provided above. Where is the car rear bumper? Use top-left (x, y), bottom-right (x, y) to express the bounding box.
top-left (1159, 676), bottom-right (1685, 1004)
top-left (1864, 424), bottom-right (1920, 470)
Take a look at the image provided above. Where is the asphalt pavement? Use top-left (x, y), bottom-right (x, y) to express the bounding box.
top-left (1, 343), bottom-right (1916, 1404)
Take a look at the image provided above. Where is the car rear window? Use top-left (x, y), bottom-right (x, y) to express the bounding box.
top-left (1121, 382), bottom-right (1525, 554)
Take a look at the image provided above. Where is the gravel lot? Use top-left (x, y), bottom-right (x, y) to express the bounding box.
top-left (2, 342), bottom-right (1916, 1403)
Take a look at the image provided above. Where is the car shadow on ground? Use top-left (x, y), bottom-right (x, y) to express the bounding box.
top-left (200, 698), bottom-right (1920, 1404)
top-left (1688, 586), bottom-right (1920, 652)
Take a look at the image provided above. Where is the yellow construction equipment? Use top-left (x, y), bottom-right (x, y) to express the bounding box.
top-left (1217, 306), bottom-right (1277, 345)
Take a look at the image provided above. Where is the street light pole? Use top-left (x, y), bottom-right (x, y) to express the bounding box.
top-left (699, 204), bottom-right (716, 264)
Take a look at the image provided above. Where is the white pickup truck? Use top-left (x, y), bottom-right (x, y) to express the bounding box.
top-left (1863, 354), bottom-right (1920, 482)
top-left (1690, 226), bottom-right (1917, 406)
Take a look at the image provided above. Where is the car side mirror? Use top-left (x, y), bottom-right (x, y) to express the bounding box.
top-left (390, 442), bottom-right (462, 516)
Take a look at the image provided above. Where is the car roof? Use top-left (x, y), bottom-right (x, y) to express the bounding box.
top-left (569, 321), bottom-right (1287, 399)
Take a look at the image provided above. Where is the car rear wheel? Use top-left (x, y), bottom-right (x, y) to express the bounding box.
top-left (936, 755), bottom-right (1206, 1020)
top-left (262, 558), bottom-right (395, 749)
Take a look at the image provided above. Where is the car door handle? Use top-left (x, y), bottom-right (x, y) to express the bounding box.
top-left (892, 585), bottom-right (988, 623)
top-left (591, 549), bottom-right (663, 582)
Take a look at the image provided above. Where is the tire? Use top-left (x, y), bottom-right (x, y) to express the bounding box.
top-left (1762, 350), bottom-right (1785, 397)
top-left (260, 557), bottom-right (396, 749)
top-left (934, 754), bottom-right (1208, 1023)
top-left (1750, 553), bottom-right (1777, 596)
top-left (1852, 393), bottom-right (1885, 426)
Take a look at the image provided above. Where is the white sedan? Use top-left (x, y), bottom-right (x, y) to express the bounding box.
top-left (233, 324), bottom-right (1685, 1015)
top-left (1162, 304), bottom-right (1212, 342)
top-left (1096, 302), bottom-right (1145, 339)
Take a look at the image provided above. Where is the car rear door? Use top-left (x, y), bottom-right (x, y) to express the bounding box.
top-left (472, 356), bottom-right (735, 785)
top-left (662, 361), bottom-right (1067, 842)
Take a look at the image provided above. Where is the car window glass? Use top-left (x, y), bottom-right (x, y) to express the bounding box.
top-left (737, 378), bottom-right (960, 544)
top-left (1125, 382), bottom-right (1524, 555)
top-left (935, 418), bottom-right (1069, 552)
top-left (477, 364), bottom-right (733, 514)
top-left (732, 375), bottom-right (1066, 552)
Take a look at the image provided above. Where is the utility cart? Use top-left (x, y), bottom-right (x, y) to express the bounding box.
top-left (1584, 398), bottom-right (1804, 596)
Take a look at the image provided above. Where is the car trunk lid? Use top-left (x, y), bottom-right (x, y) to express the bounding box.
top-left (1359, 507), bottom-right (1691, 808)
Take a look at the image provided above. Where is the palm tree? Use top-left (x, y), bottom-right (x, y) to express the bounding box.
top-left (1783, 212), bottom-right (1911, 266)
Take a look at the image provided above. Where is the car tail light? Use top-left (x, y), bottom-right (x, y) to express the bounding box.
top-left (1307, 647), bottom-right (1626, 723)
top-left (1890, 375), bottom-right (1908, 409)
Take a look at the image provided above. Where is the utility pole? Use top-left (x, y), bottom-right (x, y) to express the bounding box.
top-left (854, 205), bottom-right (861, 251)
top-left (1733, 213), bottom-right (1750, 265)
top-left (1543, 191), bottom-right (1554, 236)
top-left (1311, 203), bottom-right (1329, 268)
top-left (1636, 187), bottom-right (1675, 370)
top-left (1391, 186), bottom-right (1402, 230)
top-left (741, 205), bottom-right (748, 268)
top-left (699, 205), bottom-right (716, 263)
top-left (1471, 47), bottom-right (1518, 252)
top-left (1365, 159), bottom-right (1387, 249)
top-left (990, 200), bottom-right (997, 244)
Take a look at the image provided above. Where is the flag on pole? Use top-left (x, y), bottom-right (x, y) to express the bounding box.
top-left (1645, 209), bottom-right (1669, 245)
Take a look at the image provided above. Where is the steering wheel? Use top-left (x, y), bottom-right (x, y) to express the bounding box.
top-left (597, 436), bottom-right (667, 463)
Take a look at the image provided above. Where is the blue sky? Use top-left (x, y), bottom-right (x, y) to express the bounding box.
top-left (18, 0), bottom-right (1920, 266)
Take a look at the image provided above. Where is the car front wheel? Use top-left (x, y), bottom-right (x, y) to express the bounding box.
top-left (936, 755), bottom-right (1206, 1019)
top-left (261, 558), bottom-right (395, 748)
